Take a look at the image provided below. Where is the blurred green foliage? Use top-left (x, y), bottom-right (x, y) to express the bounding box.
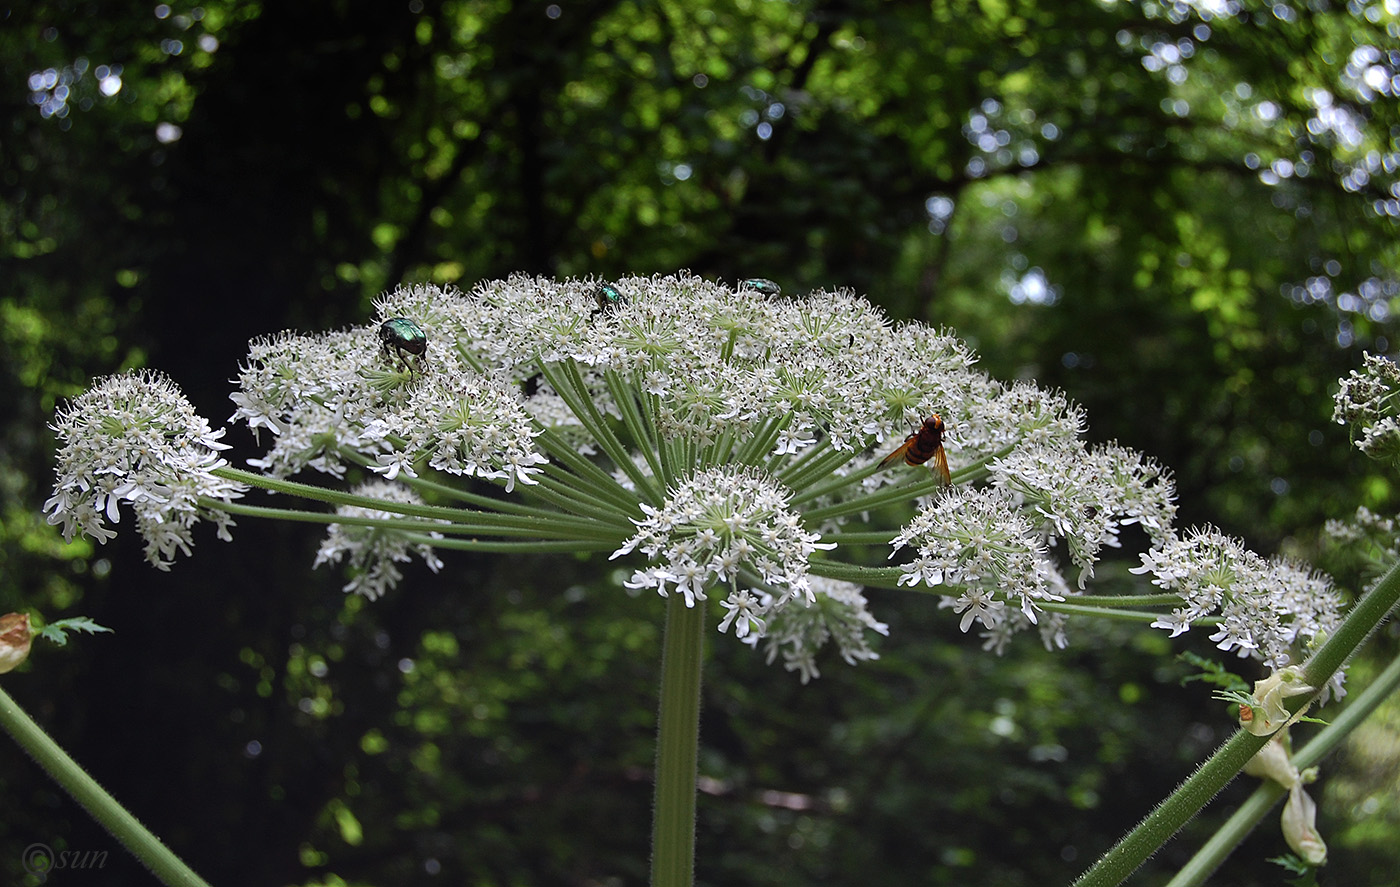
top-left (2, 1), bottom-right (1398, 885)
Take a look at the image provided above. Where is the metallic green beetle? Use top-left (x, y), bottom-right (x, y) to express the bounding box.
top-left (739, 278), bottom-right (781, 296)
top-left (379, 317), bottom-right (428, 371)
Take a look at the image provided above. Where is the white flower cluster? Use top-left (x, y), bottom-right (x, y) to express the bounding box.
top-left (739, 578), bottom-right (890, 684)
top-left (1333, 352), bottom-right (1400, 465)
top-left (48, 273), bottom-right (1346, 683)
top-left (44, 370), bottom-right (247, 569)
top-left (890, 485), bottom-right (1069, 646)
top-left (989, 440), bottom-right (1176, 586)
top-left (1132, 528), bottom-right (1344, 696)
top-left (1324, 505), bottom-right (1400, 566)
top-left (463, 273), bottom-right (983, 455)
top-left (230, 313), bottom-right (547, 492)
top-left (612, 465), bottom-right (835, 608)
top-left (313, 481), bottom-right (445, 600)
top-left (863, 381), bottom-right (1172, 624)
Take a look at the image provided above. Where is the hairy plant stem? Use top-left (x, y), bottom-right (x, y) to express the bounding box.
top-left (650, 595), bottom-right (706, 887)
top-left (0, 683), bottom-right (211, 887)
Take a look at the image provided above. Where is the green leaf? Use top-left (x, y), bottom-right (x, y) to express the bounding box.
top-left (36, 616), bottom-right (114, 647)
top-left (1178, 651), bottom-right (1249, 693)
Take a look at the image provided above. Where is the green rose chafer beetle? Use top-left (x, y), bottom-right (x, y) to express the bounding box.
top-left (379, 317), bottom-right (428, 372)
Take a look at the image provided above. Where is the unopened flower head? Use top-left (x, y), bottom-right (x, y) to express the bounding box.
top-left (0, 613), bottom-right (33, 674)
top-left (1281, 778), bottom-right (1328, 865)
top-left (1243, 730), bottom-right (1328, 866)
top-left (44, 370), bottom-right (246, 569)
top-left (1244, 730), bottom-right (1300, 786)
top-left (1235, 666), bottom-right (1317, 736)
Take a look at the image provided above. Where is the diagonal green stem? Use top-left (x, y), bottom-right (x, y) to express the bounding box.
top-left (1300, 559), bottom-right (1400, 692)
top-left (778, 441), bottom-right (863, 494)
top-left (0, 683), bottom-right (211, 887)
top-left (534, 427), bottom-right (647, 512)
top-left (603, 369), bottom-right (667, 483)
top-left (650, 595), bottom-right (706, 887)
top-left (1073, 729), bottom-right (1271, 887)
top-left (732, 415), bottom-right (789, 466)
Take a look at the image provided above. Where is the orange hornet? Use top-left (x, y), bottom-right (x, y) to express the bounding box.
top-left (878, 414), bottom-right (952, 486)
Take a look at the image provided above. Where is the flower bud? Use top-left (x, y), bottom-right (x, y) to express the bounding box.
top-left (1241, 666), bottom-right (1315, 736)
top-left (1243, 731), bottom-right (1299, 788)
top-left (0, 613), bottom-right (33, 674)
top-left (1281, 783), bottom-right (1328, 865)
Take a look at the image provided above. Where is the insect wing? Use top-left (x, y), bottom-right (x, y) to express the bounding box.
top-left (877, 434), bottom-right (916, 469)
top-left (930, 444), bottom-right (951, 486)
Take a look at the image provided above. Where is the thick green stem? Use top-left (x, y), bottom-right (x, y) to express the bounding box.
top-left (1073, 729), bottom-right (1270, 887)
top-left (214, 466), bottom-right (511, 524)
top-left (1164, 780), bottom-right (1287, 887)
top-left (0, 683), bottom-right (210, 887)
top-left (650, 595), bottom-right (706, 887)
top-left (1072, 558), bottom-right (1400, 887)
top-left (801, 470), bottom-right (946, 522)
top-left (806, 559), bottom-right (907, 587)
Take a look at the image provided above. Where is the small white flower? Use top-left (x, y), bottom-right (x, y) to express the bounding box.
top-left (1149, 612), bottom-right (1192, 638)
top-left (951, 588), bottom-right (1006, 632)
top-left (373, 450), bottom-right (418, 481)
top-left (718, 590), bottom-right (766, 638)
